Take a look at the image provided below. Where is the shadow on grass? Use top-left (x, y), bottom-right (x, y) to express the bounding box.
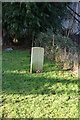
top-left (2, 71), bottom-right (78, 95)
top-left (43, 61), bottom-right (61, 73)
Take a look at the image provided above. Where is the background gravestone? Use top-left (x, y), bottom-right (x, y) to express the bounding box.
top-left (30, 47), bottom-right (44, 73)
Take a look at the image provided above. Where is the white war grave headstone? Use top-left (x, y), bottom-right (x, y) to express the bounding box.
top-left (30, 47), bottom-right (44, 73)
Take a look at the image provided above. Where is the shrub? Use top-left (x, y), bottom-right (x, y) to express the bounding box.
top-left (35, 29), bottom-right (78, 69)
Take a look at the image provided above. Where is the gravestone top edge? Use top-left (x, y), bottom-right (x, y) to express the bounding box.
top-left (32, 47), bottom-right (44, 50)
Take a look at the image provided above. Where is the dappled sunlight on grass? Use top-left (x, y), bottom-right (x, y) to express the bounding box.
top-left (2, 50), bottom-right (78, 118)
top-left (1, 92), bottom-right (78, 118)
top-left (3, 70), bottom-right (28, 74)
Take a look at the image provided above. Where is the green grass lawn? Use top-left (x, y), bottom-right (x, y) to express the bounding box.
top-left (1, 50), bottom-right (78, 118)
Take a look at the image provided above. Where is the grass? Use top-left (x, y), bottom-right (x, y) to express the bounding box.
top-left (1, 50), bottom-right (78, 118)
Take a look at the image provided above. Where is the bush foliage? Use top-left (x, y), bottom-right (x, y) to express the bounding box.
top-left (35, 29), bottom-right (78, 54)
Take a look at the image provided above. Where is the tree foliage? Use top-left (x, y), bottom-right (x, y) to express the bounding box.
top-left (2, 2), bottom-right (67, 44)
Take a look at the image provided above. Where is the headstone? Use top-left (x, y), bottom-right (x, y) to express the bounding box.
top-left (30, 47), bottom-right (44, 73)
